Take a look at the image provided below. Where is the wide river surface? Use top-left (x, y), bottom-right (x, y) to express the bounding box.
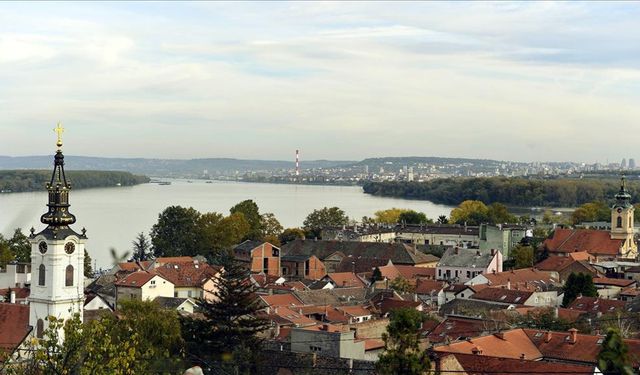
top-left (0, 180), bottom-right (453, 269)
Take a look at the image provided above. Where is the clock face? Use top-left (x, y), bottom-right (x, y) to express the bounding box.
top-left (38, 241), bottom-right (48, 254)
top-left (64, 242), bottom-right (76, 254)
top-left (617, 208), bottom-right (623, 213)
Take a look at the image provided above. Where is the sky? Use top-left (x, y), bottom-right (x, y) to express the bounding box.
top-left (1, 1), bottom-right (640, 163)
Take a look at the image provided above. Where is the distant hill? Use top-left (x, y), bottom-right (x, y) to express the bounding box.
top-left (0, 156), bottom-right (355, 178)
top-left (353, 156), bottom-right (522, 169)
top-left (0, 170), bottom-right (150, 193)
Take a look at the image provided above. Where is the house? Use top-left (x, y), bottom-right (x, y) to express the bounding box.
top-left (427, 315), bottom-right (501, 344)
top-left (433, 328), bottom-right (544, 360)
top-left (394, 224), bottom-right (480, 247)
top-left (624, 265), bottom-right (640, 282)
top-left (543, 228), bottom-right (635, 262)
top-left (153, 296), bottom-right (198, 313)
top-left (535, 256), bottom-right (600, 284)
top-left (593, 277), bottom-right (637, 299)
top-left (479, 224), bottom-right (529, 259)
top-left (259, 293), bottom-right (305, 309)
top-left (154, 262), bottom-right (222, 301)
top-left (436, 353), bottom-right (599, 375)
top-left (281, 239), bottom-right (439, 273)
top-left (415, 279), bottom-right (447, 307)
top-left (83, 293), bottom-right (113, 311)
top-left (322, 272), bottom-right (367, 288)
top-left (0, 262), bottom-right (31, 289)
top-left (114, 271), bottom-right (174, 304)
top-left (470, 287), bottom-right (558, 308)
top-left (335, 305), bottom-right (373, 324)
top-left (233, 240), bottom-right (282, 277)
top-left (377, 261), bottom-right (436, 283)
top-left (467, 268), bottom-right (558, 290)
top-left (436, 248), bottom-right (502, 283)
top-left (280, 254), bottom-right (326, 280)
top-left (290, 323), bottom-right (366, 360)
top-left (438, 284), bottom-right (468, 306)
top-left (294, 287), bottom-right (368, 307)
top-left (567, 296), bottom-right (627, 316)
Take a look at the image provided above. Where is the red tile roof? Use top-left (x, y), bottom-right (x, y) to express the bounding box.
top-left (428, 316), bottom-right (495, 344)
top-left (524, 329), bottom-right (640, 367)
top-left (155, 263), bottom-right (220, 287)
top-left (0, 288), bottom-right (30, 300)
top-left (377, 298), bottom-right (422, 315)
top-left (394, 265), bottom-right (436, 280)
top-left (593, 277), bottom-right (636, 288)
top-left (482, 268), bottom-right (557, 288)
top-left (567, 296), bottom-right (626, 314)
top-left (470, 287), bottom-right (533, 305)
top-left (433, 328), bottom-right (543, 360)
top-left (114, 271), bottom-right (163, 288)
top-left (336, 305), bottom-right (371, 317)
top-left (535, 256), bottom-right (577, 272)
top-left (544, 228), bottom-right (622, 256)
top-left (268, 306), bottom-right (317, 327)
top-left (117, 261), bottom-right (151, 272)
top-left (326, 272), bottom-right (366, 288)
top-left (363, 339), bottom-right (384, 351)
top-left (415, 279), bottom-right (446, 295)
top-left (450, 353), bottom-right (597, 375)
top-left (0, 303), bottom-right (30, 362)
top-left (260, 293), bottom-right (304, 308)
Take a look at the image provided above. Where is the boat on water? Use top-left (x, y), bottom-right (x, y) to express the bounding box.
top-left (158, 181), bottom-right (171, 185)
top-left (205, 181), bottom-right (213, 184)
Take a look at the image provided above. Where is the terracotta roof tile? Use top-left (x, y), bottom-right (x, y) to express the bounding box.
top-left (482, 268), bottom-right (558, 288)
top-left (114, 271), bottom-right (164, 288)
top-left (260, 293), bottom-right (304, 308)
top-left (433, 328), bottom-right (543, 360)
top-left (450, 353), bottom-right (596, 375)
top-left (155, 263), bottom-right (220, 287)
top-left (428, 316), bottom-right (496, 344)
top-left (544, 229), bottom-right (621, 256)
top-left (326, 272), bottom-right (366, 288)
top-left (593, 277), bottom-right (636, 288)
top-left (0, 303), bottom-right (30, 362)
top-left (470, 287), bottom-right (533, 305)
top-left (567, 296), bottom-right (626, 314)
top-left (415, 279), bottom-right (446, 295)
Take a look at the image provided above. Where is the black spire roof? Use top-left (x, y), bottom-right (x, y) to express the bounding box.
top-left (613, 176), bottom-right (633, 209)
top-left (34, 129), bottom-right (85, 240)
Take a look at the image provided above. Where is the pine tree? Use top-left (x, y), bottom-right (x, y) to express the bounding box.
top-left (182, 252), bottom-right (268, 373)
top-left (562, 272), bottom-right (597, 307)
top-left (376, 308), bottom-right (430, 375)
top-left (131, 232), bottom-right (152, 261)
top-left (598, 328), bottom-right (634, 375)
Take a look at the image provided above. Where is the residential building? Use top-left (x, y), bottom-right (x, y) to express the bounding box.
top-left (470, 287), bottom-right (558, 308)
top-left (0, 262), bottom-right (31, 289)
top-left (479, 224), bottom-right (528, 259)
top-left (153, 296), bottom-right (198, 313)
top-left (322, 272), bottom-right (367, 288)
top-left (467, 268), bottom-right (558, 290)
top-left (436, 248), bottom-right (502, 283)
top-left (291, 324), bottom-right (366, 360)
top-left (535, 255), bottom-right (600, 284)
top-left (154, 262), bottom-right (222, 301)
top-left (280, 254), bottom-right (326, 280)
top-left (114, 272), bottom-right (174, 304)
top-left (593, 277), bottom-right (636, 299)
top-left (233, 240), bottom-right (282, 277)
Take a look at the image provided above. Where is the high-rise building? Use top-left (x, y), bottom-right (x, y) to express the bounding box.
top-left (621, 158), bottom-right (627, 169)
top-left (629, 158), bottom-right (636, 170)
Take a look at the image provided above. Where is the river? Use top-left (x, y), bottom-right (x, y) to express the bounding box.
top-left (0, 180), bottom-right (454, 269)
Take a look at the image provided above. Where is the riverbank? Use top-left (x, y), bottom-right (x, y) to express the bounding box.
top-left (0, 170), bottom-right (150, 193)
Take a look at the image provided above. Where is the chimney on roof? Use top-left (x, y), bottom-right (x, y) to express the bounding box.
top-left (545, 331), bottom-right (552, 343)
top-left (568, 328), bottom-right (578, 344)
top-left (519, 353), bottom-right (525, 361)
top-left (454, 247), bottom-right (459, 255)
top-left (507, 279), bottom-right (511, 290)
top-left (321, 324), bottom-right (330, 331)
top-left (9, 290), bottom-right (15, 304)
top-left (554, 307), bottom-right (559, 319)
top-left (491, 249), bottom-right (496, 256)
top-left (494, 332), bottom-right (505, 340)
top-left (471, 346), bottom-right (483, 355)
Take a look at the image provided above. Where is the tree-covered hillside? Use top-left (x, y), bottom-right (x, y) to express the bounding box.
top-left (362, 177), bottom-right (639, 207)
top-left (0, 170), bottom-right (150, 193)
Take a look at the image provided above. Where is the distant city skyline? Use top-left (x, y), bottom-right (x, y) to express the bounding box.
top-left (2, 2), bottom-right (640, 163)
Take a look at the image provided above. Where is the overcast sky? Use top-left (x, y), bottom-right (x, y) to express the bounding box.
top-left (1, 2), bottom-right (639, 163)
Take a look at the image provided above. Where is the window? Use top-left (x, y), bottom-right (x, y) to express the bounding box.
top-left (466, 271), bottom-right (471, 278)
top-left (305, 260), bottom-right (310, 276)
top-left (309, 345), bottom-right (322, 352)
top-left (174, 292), bottom-right (178, 297)
top-left (36, 319), bottom-right (44, 338)
top-left (151, 280), bottom-right (156, 285)
top-left (65, 265), bottom-right (74, 286)
top-left (263, 258), bottom-right (269, 273)
top-left (438, 269), bottom-right (442, 277)
top-left (38, 264), bottom-right (46, 286)
top-left (617, 216), bottom-right (622, 228)
top-left (272, 249), bottom-right (279, 257)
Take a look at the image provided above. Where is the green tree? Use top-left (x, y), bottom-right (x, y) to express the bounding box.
top-left (260, 212), bottom-right (283, 239)
top-left (84, 249), bottom-right (94, 278)
top-left (398, 210), bottom-right (432, 225)
top-left (511, 245), bottom-right (534, 269)
top-left (450, 200), bottom-right (489, 225)
top-left (131, 232), bottom-right (152, 261)
top-left (598, 328), bottom-right (634, 375)
top-left (8, 228), bottom-right (30, 263)
top-left (182, 253), bottom-right (268, 373)
top-left (390, 276), bottom-right (414, 293)
top-left (303, 207), bottom-right (349, 239)
top-left (572, 201), bottom-right (610, 225)
top-left (562, 273), bottom-right (598, 307)
top-left (511, 307), bottom-right (571, 332)
top-left (150, 206), bottom-right (202, 257)
top-left (375, 208), bottom-right (411, 224)
top-left (279, 228), bottom-right (306, 245)
top-left (376, 308), bottom-right (430, 375)
top-left (198, 212), bottom-right (251, 256)
top-left (0, 241), bottom-right (14, 269)
top-left (487, 203), bottom-right (517, 224)
top-left (437, 215), bottom-right (449, 224)
top-left (230, 199), bottom-right (262, 241)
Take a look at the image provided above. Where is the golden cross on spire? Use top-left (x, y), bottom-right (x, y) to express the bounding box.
top-left (54, 122), bottom-right (64, 148)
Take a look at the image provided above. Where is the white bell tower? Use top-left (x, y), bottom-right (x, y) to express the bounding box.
top-left (28, 123), bottom-right (87, 340)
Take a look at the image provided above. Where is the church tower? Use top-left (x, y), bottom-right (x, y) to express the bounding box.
top-left (28, 124), bottom-right (87, 340)
top-left (610, 176), bottom-right (637, 259)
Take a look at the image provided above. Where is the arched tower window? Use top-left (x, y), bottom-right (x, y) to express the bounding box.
top-left (65, 265), bottom-right (74, 287)
top-left (617, 216), bottom-right (622, 228)
top-left (36, 319), bottom-right (44, 338)
top-left (38, 264), bottom-right (46, 286)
